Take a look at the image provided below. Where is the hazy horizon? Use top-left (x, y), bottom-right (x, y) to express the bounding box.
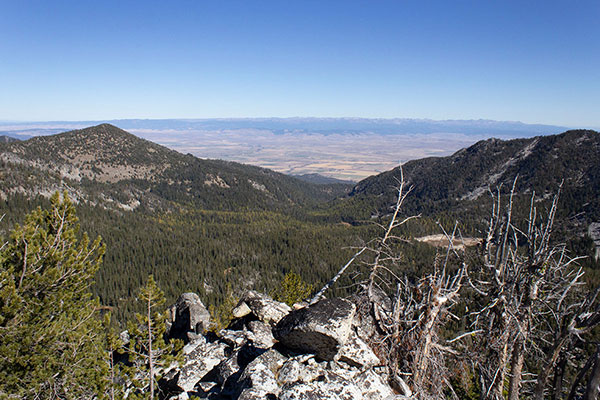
top-left (0, 117), bottom-right (580, 181)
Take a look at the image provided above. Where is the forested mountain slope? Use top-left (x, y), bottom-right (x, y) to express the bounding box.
top-left (0, 123), bottom-right (350, 211)
top-left (337, 129), bottom-right (600, 229)
top-left (0, 124), bottom-right (359, 321)
top-left (0, 135), bottom-right (19, 143)
top-left (324, 129), bottom-right (600, 289)
top-left (0, 135), bottom-right (18, 143)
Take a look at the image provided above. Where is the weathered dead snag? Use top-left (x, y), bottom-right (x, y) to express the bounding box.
top-left (313, 168), bottom-right (467, 399)
top-left (468, 180), bottom-right (600, 399)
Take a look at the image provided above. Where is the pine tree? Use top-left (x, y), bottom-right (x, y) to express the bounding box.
top-left (273, 271), bottom-right (314, 306)
top-left (208, 283), bottom-right (238, 331)
top-left (0, 192), bottom-right (107, 399)
top-left (126, 275), bottom-right (182, 399)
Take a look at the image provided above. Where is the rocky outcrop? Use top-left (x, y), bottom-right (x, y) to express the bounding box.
top-left (164, 338), bottom-right (227, 392)
top-left (233, 291), bottom-right (291, 325)
top-left (167, 293), bottom-right (211, 342)
top-left (336, 330), bottom-right (380, 368)
top-left (159, 291), bottom-right (394, 400)
top-left (274, 298), bottom-right (356, 361)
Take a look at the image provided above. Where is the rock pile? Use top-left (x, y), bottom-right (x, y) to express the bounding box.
top-left (159, 291), bottom-right (399, 399)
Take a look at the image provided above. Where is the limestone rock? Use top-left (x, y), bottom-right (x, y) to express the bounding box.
top-left (195, 381), bottom-right (219, 397)
top-left (274, 298), bottom-right (356, 360)
top-left (232, 301), bottom-right (252, 318)
top-left (216, 352), bottom-right (240, 386)
top-left (219, 328), bottom-right (249, 348)
top-left (167, 392), bottom-right (189, 400)
top-left (277, 355), bottom-right (326, 386)
top-left (238, 388), bottom-right (278, 399)
top-left (279, 383), bottom-right (335, 400)
top-left (156, 293), bottom-right (396, 400)
top-left (217, 344), bottom-right (266, 390)
top-left (327, 360), bottom-right (360, 381)
top-left (181, 335), bottom-right (206, 354)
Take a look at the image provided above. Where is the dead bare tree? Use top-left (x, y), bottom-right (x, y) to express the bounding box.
top-left (313, 171), bottom-right (600, 399)
top-left (468, 180), bottom-right (600, 399)
top-left (583, 345), bottom-right (600, 400)
top-left (374, 251), bottom-right (467, 399)
top-left (531, 284), bottom-right (600, 399)
top-left (340, 168), bottom-right (467, 399)
top-left (567, 345), bottom-right (599, 400)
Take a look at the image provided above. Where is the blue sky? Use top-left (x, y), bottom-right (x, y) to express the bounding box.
top-left (1, 0), bottom-right (598, 126)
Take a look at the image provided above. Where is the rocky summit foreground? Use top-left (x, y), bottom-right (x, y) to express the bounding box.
top-left (155, 290), bottom-right (398, 400)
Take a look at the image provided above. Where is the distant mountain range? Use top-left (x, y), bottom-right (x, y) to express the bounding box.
top-left (0, 117), bottom-right (573, 138)
top-left (1, 118), bottom-right (578, 181)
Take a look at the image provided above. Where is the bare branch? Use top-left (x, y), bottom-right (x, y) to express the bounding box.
top-left (309, 247), bottom-right (366, 304)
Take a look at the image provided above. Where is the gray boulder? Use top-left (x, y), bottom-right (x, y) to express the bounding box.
top-left (277, 354), bottom-right (393, 400)
top-left (168, 292), bottom-right (211, 342)
top-left (217, 344), bottom-right (268, 391)
top-left (219, 328), bottom-right (249, 348)
top-left (280, 371), bottom-right (364, 400)
top-left (279, 383), bottom-right (336, 400)
top-left (335, 330), bottom-right (380, 369)
top-left (277, 355), bottom-right (327, 386)
top-left (247, 320), bottom-right (276, 349)
top-left (238, 388), bottom-right (277, 399)
top-left (170, 340), bottom-right (226, 392)
top-left (354, 369), bottom-right (395, 400)
top-left (274, 298), bottom-right (356, 360)
top-left (236, 349), bottom-right (287, 398)
top-left (181, 335), bottom-right (206, 354)
top-left (167, 392), bottom-right (189, 400)
top-left (157, 293), bottom-right (396, 400)
top-left (233, 290), bottom-right (291, 325)
top-left (216, 352), bottom-right (241, 386)
top-left (232, 301), bottom-right (252, 319)
top-left (326, 360), bottom-right (359, 381)
top-left (219, 322), bottom-right (275, 350)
